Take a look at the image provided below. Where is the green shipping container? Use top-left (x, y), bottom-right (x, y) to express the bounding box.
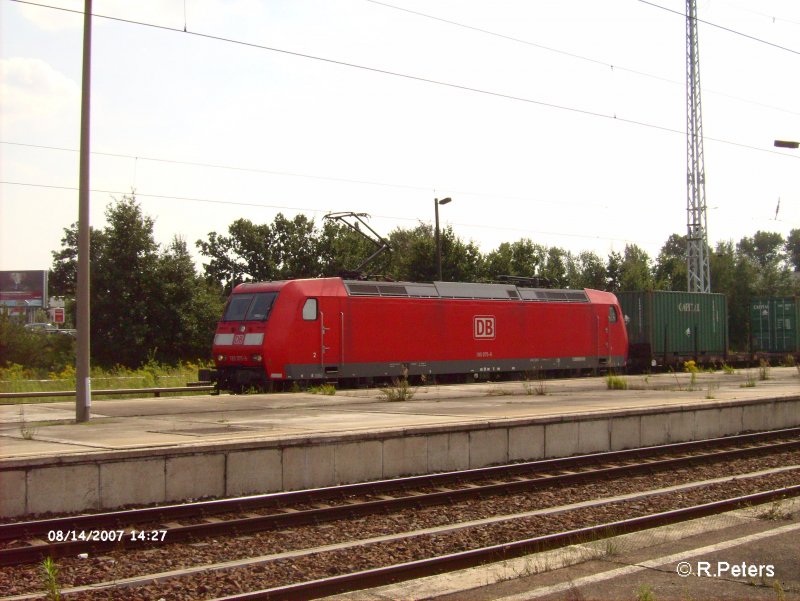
top-left (750, 297), bottom-right (800, 354)
top-left (617, 291), bottom-right (728, 366)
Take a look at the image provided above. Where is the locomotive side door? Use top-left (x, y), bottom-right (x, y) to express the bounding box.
top-left (319, 296), bottom-right (342, 377)
top-left (596, 305), bottom-right (612, 367)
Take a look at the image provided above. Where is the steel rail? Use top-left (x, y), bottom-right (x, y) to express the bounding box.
top-left (212, 485), bottom-right (800, 601)
top-left (0, 426), bottom-right (793, 542)
top-left (2, 431), bottom-right (799, 566)
top-left (3, 425), bottom-right (798, 544)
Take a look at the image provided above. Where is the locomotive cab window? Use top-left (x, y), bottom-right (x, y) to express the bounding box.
top-left (302, 298), bottom-right (318, 321)
top-left (609, 306), bottom-right (619, 323)
top-left (222, 292), bottom-right (278, 321)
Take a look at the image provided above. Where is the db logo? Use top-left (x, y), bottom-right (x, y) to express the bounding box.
top-left (474, 316), bottom-right (496, 339)
top-left (233, 334), bottom-right (245, 345)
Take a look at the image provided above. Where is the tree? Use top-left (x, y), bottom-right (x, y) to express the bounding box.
top-left (569, 251), bottom-right (607, 290)
top-left (736, 231), bottom-right (793, 296)
top-left (147, 237), bottom-right (224, 364)
top-left (654, 234), bottom-right (687, 291)
top-left (198, 214), bottom-right (324, 291)
top-left (541, 247), bottom-right (571, 288)
top-left (52, 196), bottom-right (222, 367)
top-left (482, 239), bottom-right (547, 281)
top-left (785, 228), bottom-right (800, 273)
top-left (737, 231), bottom-right (786, 269)
top-left (617, 244), bottom-right (654, 292)
top-left (605, 251), bottom-right (623, 293)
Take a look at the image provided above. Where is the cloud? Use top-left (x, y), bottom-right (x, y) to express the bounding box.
top-left (0, 58), bottom-right (80, 128)
top-left (17, 1), bottom-right (83, 32)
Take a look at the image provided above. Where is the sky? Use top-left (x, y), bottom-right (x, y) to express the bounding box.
top-left (1, 0), bottom-right (799, 275)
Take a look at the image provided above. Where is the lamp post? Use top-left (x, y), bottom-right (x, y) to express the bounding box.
top-left (775, 139), bottom-right (799, 149)
top-left (434, 197), bottom-right (452, 281)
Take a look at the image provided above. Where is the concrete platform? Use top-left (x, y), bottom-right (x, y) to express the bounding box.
top-left (1, 368), bottom-right (799, 517)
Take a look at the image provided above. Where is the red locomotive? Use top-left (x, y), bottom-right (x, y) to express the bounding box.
top-left (204, 277), bottom-right (628, 392)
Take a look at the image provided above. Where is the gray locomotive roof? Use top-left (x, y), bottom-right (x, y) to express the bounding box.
top-left (343, 280), bottom-right (589, 302)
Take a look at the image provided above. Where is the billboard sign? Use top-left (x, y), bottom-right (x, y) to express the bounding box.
top-left (0, 271), bottom-right (48, 311)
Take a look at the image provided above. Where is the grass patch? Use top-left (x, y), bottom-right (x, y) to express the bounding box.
top-left (758, 359), bottom-right (771, 381)
top-left (0, 361), bottom-right (209, 404)
top-left (636, 585), bottom-right (656, 601)
top-left (605, 374), bottom-right (628, 390)
top-left (523, 372), bottom-right (547, 396)
top-left (379, 378), bottom-right (415, 402)
top-left (741, 371), bottom-right (757, 388)
top-left (308, 383), bottom-right (336, 396)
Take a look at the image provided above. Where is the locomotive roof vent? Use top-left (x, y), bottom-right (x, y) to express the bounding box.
top-left (344, 279), bottom-right (588, 302)
top-left (434, 281), bottom-right (518, 300)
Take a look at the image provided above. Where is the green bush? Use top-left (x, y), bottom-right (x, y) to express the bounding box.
top-left (0, 314), bottom-right (75, 376)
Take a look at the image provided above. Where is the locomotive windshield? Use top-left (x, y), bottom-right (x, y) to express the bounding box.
top-left (222, 292), bottom-right (278, 321)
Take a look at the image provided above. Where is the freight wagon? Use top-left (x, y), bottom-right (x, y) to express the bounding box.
top-left (203, 277), bottom-right (628, 392)
top-left (617, 290), bottom-right (728, 369)
top-left (750, 297), bottom-right (800, 356)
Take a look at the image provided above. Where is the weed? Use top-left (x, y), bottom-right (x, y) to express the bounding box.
top-left (636, 584), bottom-right (656, 601)
top-left (784, 354), bottom-right (796, 367)
top-left (379, 378), bottom-right (415, 402)
top-left (683, 360), bottom-right (699, 374)
top-left (741, 371), bottom-right (757, 388)
top-left (41, 557), bottom-right (61, 601)
top-left (722, 363), bottom-right (735, 375)
top-left (759, 359), bottom-right (771, 381)
top-left (705, 382), bottom-right (719, 400)
top-left (18, 405), bottom-right (37, 440)
top-left (523, 374), bottom-right (547, 396)
top-left (309, 383), bottom-right (336, 396)
top-left (774, 580), bottom-right (786, 601)
top-left (605, 374), bottom-right (628, 390)
top-left (758, 501), bottom-right (793, 521)
top-left (602, 537), bottom-right (621, 557)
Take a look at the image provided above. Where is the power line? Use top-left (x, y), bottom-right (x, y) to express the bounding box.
top-left (637, 0), bottom-right (800, 55)
top-left (9, 0), bottom-right (799, 149)
top-left (4, 139), bottom-right (797, 220)
top-left (365, 0), bottom-right (800, 117)
top-left (0, 140), bottom-right (607, 210)
top-left (0, 179), bottom-right (664, 247)
top-left (0, 141), bottom-right (433, 193)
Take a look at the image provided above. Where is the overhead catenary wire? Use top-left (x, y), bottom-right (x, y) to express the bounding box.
top-left (0, 180), bottom-right (670, 247)
top-left (637, 0), bottom-right (800, 55)
top-left (3, 140), bottom-right (798, 213)
top-left (365, 0), bottom-right (800, 117)
top-left (8, 0), bottom-right (800, 147)
top-left (4, 0), bottom-right (798, 264)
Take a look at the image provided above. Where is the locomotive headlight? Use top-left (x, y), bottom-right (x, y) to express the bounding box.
top-left (216, 354), bottom-right (225, 362)
top-left (252, 354), bottom-right (263, 362)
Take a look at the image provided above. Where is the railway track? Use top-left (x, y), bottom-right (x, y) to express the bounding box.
top-left (1, 428), bottom-right (799, 599)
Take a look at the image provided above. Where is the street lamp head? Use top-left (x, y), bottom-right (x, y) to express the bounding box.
top-left (774, 140), bottom-right (800, 149)
top-left (437, 197), bottom-right (452, 205)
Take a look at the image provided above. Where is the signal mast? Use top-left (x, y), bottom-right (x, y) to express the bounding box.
top-left (686, 0), bottom-right (711, 293)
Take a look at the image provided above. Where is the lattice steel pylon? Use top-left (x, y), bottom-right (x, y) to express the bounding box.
top-left (685, 0), bottom-right (711, 293)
